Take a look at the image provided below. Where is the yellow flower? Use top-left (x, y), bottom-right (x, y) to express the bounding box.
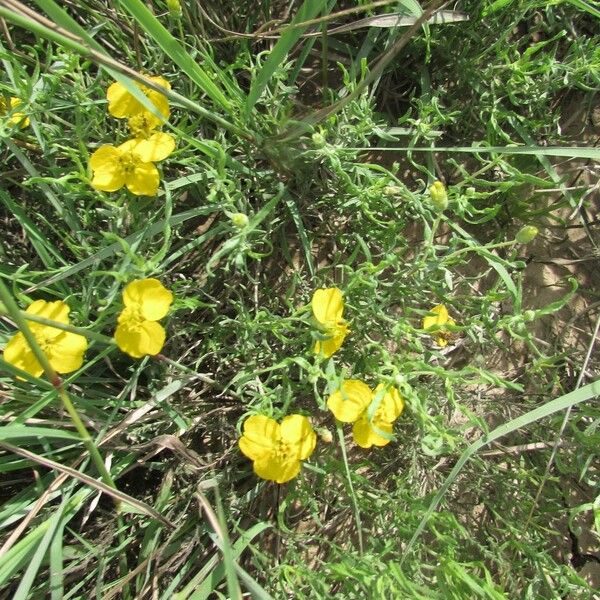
top-left (352, 384), bottom-right (404, 449)
top-left (429, 180), bottom-right (448, 211)
top-left (3, 300), bottom-right (87, 378)
top-left (89, 140), bottom-right (160, 196)
top-left (0, 96), bottom-right (29, 128)
top-left (127, 111), bottom-right (175, 162)
top-left (328, 381), bottom-right (404, 449)
top-left (239, 414), bottom-right (316, 484)
top-left (423, 304), bottom-right (455, 348)
top-left (106, 76), bottom-right (170, 119)
top-left (114, 279), bottom-right (173, 358)
top-left (327, 379), bottom-right (372, 423)
top-left (311, 287), bottom-right (349, 358)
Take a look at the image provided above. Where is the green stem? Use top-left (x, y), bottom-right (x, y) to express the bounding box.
top-left (336, 423), bottom-right (364, 555)
top-left (0, 281), bottom-right (118, 492)
top-left (442, 239), bottom-right (516, 264)
top-left (20, 312), bottom-right (116, 346)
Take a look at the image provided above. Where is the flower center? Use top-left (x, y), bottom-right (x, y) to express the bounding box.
top-left (35, 329), bottom-right (55, 354)
top-left (273, 438), bottom-right (293, 461)
top-left (128, 113), bottom-right (154, 139)
top-left (118, 305), bottom-right (145, 329)
top-left (118, 152), bottom-right (138, 174)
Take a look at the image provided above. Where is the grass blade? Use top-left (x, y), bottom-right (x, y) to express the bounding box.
top-left (245, 0), bottom-right (328, 115)
top-left (116, 0), bottom-right (233, 113)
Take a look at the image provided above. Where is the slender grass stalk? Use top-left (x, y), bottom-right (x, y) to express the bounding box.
top-left (19, 313), bottom-right (116, 346)
top-left (442, 239), bottom-right (517, 264)
top-left (336, 423), bottom-right (364, 555)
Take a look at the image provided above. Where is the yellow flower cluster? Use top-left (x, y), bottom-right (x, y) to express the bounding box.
top-left (327, 380), bottom-right (404, 448)
top-left (0, 96), bottom-right (29, 128)
top-left (2, 278), bottom-right (174, 378)
top-left (239, 286), bottom-right (432, 484)
top-left (90, 76), bottom-right (175, 196)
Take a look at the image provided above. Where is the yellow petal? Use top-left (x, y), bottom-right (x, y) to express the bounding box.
top-left (311, 287), bottom-right (344, 324)
top-left (107, 77), bottom-right (170, 119)
top-left (26, 300), bottom-right (69, 324)
top-left (280, 414), bottom-right (316, 460)
top-left (145, 90), bottom-right (170, 119)
top-left (107, 81), bottom-right (136, 118)
top-left (314, 321), bottom-right (348, 358)
top-left (90, 145), bottom-right (121, 170)
top-left (373, 384), bottom-right (405, 423)
top-left (133, 132), bottom-right (175, 162)
top-left (327, 380), bottom-right (372, 423)
top-left (125, 161), bottom-right (160, 196)
top-left (9, 98), bottom-right (29, 128)
top-left (3, 332), bottom-right (43, 377)
top-left (122, 279), bottom-right (173, 321)
top-left (114, 319), bottom-right (166, 358)
top-left (90, 146), bottom-right (125, 192)
top-left (253, 456), bottom-right (301, 484)
top-left (92, 169), bottom-right (126, 192)
top-left (25, 301), bottom-right (71, 339)
top-left (239, 415), bottom-right (279, 461)
top-left (423, 304), bottom-right (449, 330)
top-left (47, 332), bottom-right (88, 374)
top-left (147, 76), bottom-right (171, 91)
top-left (352, 415), bottom-right (393, 449)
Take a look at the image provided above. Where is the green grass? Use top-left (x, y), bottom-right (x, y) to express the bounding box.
top-left (0, 0), bottom-right (599, 598)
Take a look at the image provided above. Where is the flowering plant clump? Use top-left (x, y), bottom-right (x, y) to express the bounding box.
top-left (327, 380), bottom-right (404, 448)
top-left (0, 96), bottom-right (29, 128)
top-left (423, 304), bottom-right (455, 348)
top-left (239, 414), bottom-right (316, 483)
top-left (3, 300), bottom-right (87, 377)
top-left (114, 278), bottom-right (173, 358)
top-left (311, 287), bottom-right (349, 358)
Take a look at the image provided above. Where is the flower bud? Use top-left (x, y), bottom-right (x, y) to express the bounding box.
top-left (516, 225), bottom-right (538, 244)
top-left (383, 185), bottom-right (403, 197)
top-left (429, 180), bottom-right (448, 212)
top-left (523, 310), bottom-right (536, 322)
top-left (466, 186), bottom-right (476, 197)
top-left (230, 212), bottom-right (249, 229)
top-left (311, 132), bottom-right (326, 148)
top-left (319, 428), bottom-right (333, 444)
top-left (166, 0), bottom-right (182, 16)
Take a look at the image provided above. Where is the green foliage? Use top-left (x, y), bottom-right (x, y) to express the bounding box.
top-left (0, 0), bottom-right (598, 598)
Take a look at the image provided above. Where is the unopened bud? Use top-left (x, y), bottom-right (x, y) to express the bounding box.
top-left (516, 225), bottom-right (538, 244)
top-left (230, 212), bottom-right (249, 229)
top-left (166, 0), bottom-right (182, 16)
top-left (466, 186), bottom-right (476, 197)
top-left (523, 310), bottom-right (536, 322)
top-left (319, 428), bottom-right (333, 444)
top-left (311, 132), bottom-right (326, 148)
top-left (384, 185), bottom-right (403, 197)
top-left (429, 180), bottom-right (448, 212)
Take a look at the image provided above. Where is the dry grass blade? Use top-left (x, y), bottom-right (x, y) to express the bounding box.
top-left (326, 10), bottom-right (469, 34)
top-left (0, 441), bottom-right (176, 528)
